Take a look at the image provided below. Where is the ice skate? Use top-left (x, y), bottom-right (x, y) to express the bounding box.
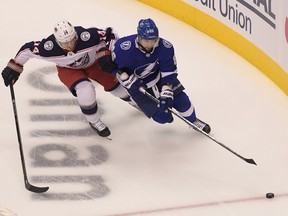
top-left (89, 119), bottom-right (111, 137)
top-left (192, 118), bottom-right (211, 134)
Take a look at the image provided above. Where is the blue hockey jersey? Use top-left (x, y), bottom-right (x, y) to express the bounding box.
top-left (111, 34), bottom-right (178, 88)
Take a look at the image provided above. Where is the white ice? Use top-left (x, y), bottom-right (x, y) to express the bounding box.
top-left (0, 0), bottom-right (288, 216)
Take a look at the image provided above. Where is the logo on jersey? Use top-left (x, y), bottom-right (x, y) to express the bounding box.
top-left (162, 39), bottom-right (172, 49)
top-left (44, 41), bottom-right (54, 51)
top-left (80, 31), bottom-right (90, 41)
top-left (67, 53), bottom-right (90, 68)
top-left (134, 60), bottom-right (159, 78)
top-left (120, 41), bottom-right (131, 50)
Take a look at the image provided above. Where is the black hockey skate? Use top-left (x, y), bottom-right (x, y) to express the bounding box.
top-left (89, 120), bottom-right (111, 137)
top-left (192, 118), bottom-right (211, 134)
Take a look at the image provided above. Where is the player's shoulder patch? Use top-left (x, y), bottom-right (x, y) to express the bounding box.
top-left (80, 31), bottom-right (91, 41)
top-left (120, 40), bottom-right (131, 51)
top-left (43, 40), bottom-right (54, 51)
top-left (162, 39), bottom-right (173, 49)
top-left (39, 36), bottom-right (64, 56)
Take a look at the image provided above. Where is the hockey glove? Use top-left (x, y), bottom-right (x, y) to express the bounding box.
top-left (159, 84), bottom-right (173, 112)
top-left (105, 27), bottom-right (116, 42)
top-left (117, 72), bottom-right (144, 91)
top-left (96, 47), bottom-right (117, 73)
top-left (1, 59), bottom-right (23, 86)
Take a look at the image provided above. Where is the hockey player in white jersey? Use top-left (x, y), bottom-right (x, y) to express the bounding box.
top-left (111, 18), bottom-right (211, 133)
top-left (1, 20), bottom-right (132, 138)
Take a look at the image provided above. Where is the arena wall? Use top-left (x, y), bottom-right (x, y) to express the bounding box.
top-left (139, 0), bottom-right (288, 95)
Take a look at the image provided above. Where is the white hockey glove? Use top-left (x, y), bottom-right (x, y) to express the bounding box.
top-left (117, 72), bottom-right (144, 91)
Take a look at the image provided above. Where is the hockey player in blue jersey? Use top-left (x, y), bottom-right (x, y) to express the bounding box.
top-left (111, 18), bottom-right (211, 133)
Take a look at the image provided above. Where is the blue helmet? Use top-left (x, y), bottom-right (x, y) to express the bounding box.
top-left (137, 18), bottom-right (159, 40)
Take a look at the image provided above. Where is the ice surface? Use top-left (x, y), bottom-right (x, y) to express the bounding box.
top-left (0, 0), bottom-right (288, 216)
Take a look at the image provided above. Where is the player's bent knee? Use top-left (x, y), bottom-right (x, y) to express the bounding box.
top-left (152, 111), bottom-right (173, 124)
top-left (74, 81), bottom-right (96, 106)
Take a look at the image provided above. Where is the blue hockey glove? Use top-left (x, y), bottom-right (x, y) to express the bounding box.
top-left (159, 84), bottom-right (173, 112)
top-left (118, 72), bottom-right (144, 91)
top-left (1, 59), bottom-right (23, 86)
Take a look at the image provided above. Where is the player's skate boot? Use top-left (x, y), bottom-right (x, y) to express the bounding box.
top-left (89, 119), bottom-right (111, 137)
top-left (192, 118), bottom-right (211, 134)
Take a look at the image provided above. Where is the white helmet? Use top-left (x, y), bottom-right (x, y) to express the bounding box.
top-left (53, 20), bottom-right (78, 43)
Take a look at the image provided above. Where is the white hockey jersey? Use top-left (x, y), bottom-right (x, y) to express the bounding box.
top-left (14, 26), bottom-right (118, 69)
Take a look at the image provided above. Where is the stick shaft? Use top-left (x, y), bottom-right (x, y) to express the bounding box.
top-left (139, 87), bottom-right (256, 165)
top-left (10, 84), bottom-right (49, 193)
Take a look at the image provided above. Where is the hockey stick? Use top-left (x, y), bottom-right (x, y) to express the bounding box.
top-left (139, 87), bottom-right (257, 165)
top-left (10, 84), bottom-right (49, 193)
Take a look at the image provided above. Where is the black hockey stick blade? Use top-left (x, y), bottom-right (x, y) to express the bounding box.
top-left (189, 122), bottom-right (257, 166)
top-left (25, 181), bottom-right (49, 193)
top-left (139, 87), bottom-right (257, 166)
top-left (179, 113), bottom-right (257, 166)
top-left (244, 158), bottom-right (257, 165)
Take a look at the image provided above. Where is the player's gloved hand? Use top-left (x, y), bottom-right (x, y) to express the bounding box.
top-left (159, 84), bottom-right (173, 112)
top-left (1, 59), bottom-right (23, 86)
top-left (96, 47), bottom-right (117, 73)
top-left (105, 27), bottom-right (116, 42)
top-left (117, 72), bottom-right (144, 91)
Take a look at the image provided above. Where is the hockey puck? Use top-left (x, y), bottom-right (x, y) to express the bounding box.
top-left (266, 193), bottom-right (274, 199)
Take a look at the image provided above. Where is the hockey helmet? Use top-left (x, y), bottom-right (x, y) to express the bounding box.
top-left (54, 20), bottom-right (78, 43)
top-left (137, 18), bottom-right (159, 40)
